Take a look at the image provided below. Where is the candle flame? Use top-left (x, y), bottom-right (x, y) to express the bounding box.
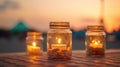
top-left (32, 42), bottom-right (36, 47)
top-left (90, 40), bottom-right (102, 48)
top-left (94, 41), bottom-right (98, 45)
top-left (58, 38), bottom-right (61, 44)
top-left (92, 40), bottom-right (100, 44)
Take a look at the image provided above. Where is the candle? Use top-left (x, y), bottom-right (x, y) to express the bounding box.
top-left (87, 40), bottom-right (104, 56)
top-left (48, 38), bottom-right (71, 59)
top-left (52, 38), bottom-right (66, 50)
top-left (27, 42), bottom-right (42, 55)
top-left (90, 40), bottom-right (103, 48)
top-left (52, 44), bottom-right (67, 50)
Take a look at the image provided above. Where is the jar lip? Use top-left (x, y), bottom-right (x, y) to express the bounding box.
top-left (27, 32), bottom-right (42, 36)
top-left (87, 25), bottom-right (104, 31)
top-left (50, 22), bottom-right (70, 29)
top-left (50, 22), bottom-right (69, 25)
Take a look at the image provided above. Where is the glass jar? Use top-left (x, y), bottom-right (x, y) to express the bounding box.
top-left (85, 25), bottom-right (106, 57)
top-left (26, 32), bottom-right (43, 55)
top-left (47, 22), bottom-right (72, 60)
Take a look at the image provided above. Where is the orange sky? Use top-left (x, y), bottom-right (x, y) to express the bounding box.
top-left (0, 0), bottom-right (120, 32)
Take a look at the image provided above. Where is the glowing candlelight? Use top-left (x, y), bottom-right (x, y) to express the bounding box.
top-left (33, 42), bottom-right (36, 46)
top-left (52, 38), bottom-right (66, 50)
top-left (27, 42), bottom-right (42, 55)
top-left (87, 39), bottom-right (105, 56)
top-left (90, 40), bottom-right (103, 48)
top-left (58, 38), bottom-right (61, 44)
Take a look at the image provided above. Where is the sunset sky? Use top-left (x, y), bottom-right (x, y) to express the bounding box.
top-left (0, 0), bottom-right (120, 33)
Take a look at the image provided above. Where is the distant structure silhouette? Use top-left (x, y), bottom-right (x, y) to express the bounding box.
top-left (100, 0), bottom-right (104, 25)
top-left (10, 20), bottom-right (29, 32)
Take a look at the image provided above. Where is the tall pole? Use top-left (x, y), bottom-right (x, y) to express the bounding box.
top-left (100, 0), bottom-right (104, 25)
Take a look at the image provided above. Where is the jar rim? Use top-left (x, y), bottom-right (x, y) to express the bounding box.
top-left (87, 25), bottom-right (104, 31)
top-left (27, 32), bottom-right (42, 36)
top-left (50, 22), bottom-right (70, 29)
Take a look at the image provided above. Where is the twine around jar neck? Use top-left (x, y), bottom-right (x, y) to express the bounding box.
top-left (50, 22), bottom-right (70, 29)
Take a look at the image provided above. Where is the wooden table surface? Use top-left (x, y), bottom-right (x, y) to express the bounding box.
top-left (0, 50), bottom-right (120, 67)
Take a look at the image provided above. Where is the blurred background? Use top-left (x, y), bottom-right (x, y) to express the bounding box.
top-left (0, 0), bottom-right (120, 53)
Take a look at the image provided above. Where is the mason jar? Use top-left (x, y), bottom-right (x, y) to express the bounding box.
top-left (26, 32), bottom-right (43, 55)
top-left (85, 25), bottom-right (106, 57)
top-left (47, 22), bottom-right (72, 60)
